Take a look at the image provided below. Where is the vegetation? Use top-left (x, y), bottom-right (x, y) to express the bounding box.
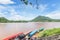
top-left (0, 17), bottom-right (28, 23)
top-left (38, 28), bottom-right (60, 37)
top-left (0, 16), bottom-right (60, 23)
top-left (0, 17), bottom-right (9, 23)
top-left (31, 16), bottom-right (60, 22)
top-left (31, 16), bottom-right (52, 22)
top-left (9, 20), bottom-right (28, 23)
top-left (20, 0), bottom-right (40, 9)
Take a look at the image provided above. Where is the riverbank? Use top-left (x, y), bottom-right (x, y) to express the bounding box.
top-left (37, 34), bottom-right (60, 40)
top-left (0, 22), bottom-right (60, 40)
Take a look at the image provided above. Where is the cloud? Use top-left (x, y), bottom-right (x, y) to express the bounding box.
top-left (0, 0), bottom-right (14, 4)
top-left (8, 10), bottom-right (35, 20)
top-left (8, 15), bottom-right (26, 20)
top-left (0, 13), bottom-right (6, 17)
top-left (0, 4), bottom-right (48, 20)
top-left (39, 4), bottom-right (47, 12)
top-left (0, 6), bottom-right (7, 17)
top-left (0, 5), bottom-right (35, 20)
top-left (45, 10), bottom-right (60, 19)
top-left (7, 9), bottom-right (27, 20)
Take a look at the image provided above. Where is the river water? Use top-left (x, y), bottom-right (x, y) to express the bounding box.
top-left (0, 22), bottom-right (60, 40)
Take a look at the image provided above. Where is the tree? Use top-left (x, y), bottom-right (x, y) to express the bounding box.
top-left (20, 0), bottom-right (39, 9)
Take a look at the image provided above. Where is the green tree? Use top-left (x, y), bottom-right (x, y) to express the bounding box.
top-left (20, 0), bottom-right (39, 9)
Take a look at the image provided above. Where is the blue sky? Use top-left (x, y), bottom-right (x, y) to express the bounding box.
top-left (0, 0), bottom-right (60, 20)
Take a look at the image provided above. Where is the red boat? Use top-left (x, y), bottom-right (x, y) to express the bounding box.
top-left (3, 32), bottom-right (23, 40)
top-left (3, 27), bottom-right (44, 40)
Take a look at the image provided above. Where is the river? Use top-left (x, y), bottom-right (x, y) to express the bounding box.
top-left (0, 22), bottom-right (60, 40)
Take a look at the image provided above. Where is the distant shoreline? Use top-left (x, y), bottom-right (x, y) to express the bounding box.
top-left (1, 22), bottom-right (60, 23)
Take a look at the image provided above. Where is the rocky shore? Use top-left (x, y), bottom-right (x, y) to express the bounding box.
top-left (36, 34), bottom-right (60, 40)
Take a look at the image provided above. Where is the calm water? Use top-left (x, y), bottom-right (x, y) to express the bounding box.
top-left (0, 22), bottom-right (60, 40)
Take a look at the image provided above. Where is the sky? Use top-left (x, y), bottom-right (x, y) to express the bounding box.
top-left (0, 0), bottom-right (60, 20)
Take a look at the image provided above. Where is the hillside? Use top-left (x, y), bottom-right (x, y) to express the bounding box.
top-left (0, 17), bottom-right (28, 23)
top-left (0, 17), bottom-right (8, 23)
top-left (31, 16), bottom-right (60, 22)
top-left (0, 16), bottom-right (60, 23)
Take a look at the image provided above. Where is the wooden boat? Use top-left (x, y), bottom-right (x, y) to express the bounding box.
top-left (3, 32), bottom-right (23, 40)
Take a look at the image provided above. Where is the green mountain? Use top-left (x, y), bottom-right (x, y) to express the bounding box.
top-left (31, 16), bottom-right (60, 22)
top-left (0, 16), bottom-right (60, 23)
top-left (0, 17), bottom-right (28, 23)
top-left (0, 17), bottom-right (8, 23)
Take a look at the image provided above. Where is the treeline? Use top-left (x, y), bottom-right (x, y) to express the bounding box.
top-left (0, 16), bottom-right (60, 23)
top-left (0, 17), bottom-right (28, 23)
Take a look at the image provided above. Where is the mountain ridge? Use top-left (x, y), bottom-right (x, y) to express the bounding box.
top-left (0, 16), bottom-right (60, 22)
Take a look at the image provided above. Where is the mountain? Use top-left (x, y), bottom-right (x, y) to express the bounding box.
top-left (0, 17), bottom-right (8, 23)
top-left (0, 17), bottom-right (28, 23)
top-left (0, 16), bottom-right (60, 23)
top-left (31, 16), bottom-right (60, 22)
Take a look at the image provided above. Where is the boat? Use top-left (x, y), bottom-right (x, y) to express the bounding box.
top-left (3, 27), bottom-right (44, 40)
top-left (3, 32), bottom-right (23, 40)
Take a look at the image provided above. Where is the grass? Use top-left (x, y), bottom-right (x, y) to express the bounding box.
top-left (38, 28), bottom-right (60, 37)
